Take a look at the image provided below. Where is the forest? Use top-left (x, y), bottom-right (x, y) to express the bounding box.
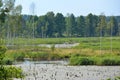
top-left (19, 13), bottom-right (120, 38)
top-left (0, 11), bottom-right (120, 39)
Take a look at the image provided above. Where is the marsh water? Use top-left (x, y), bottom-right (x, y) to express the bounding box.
top-left (7, 43), bottom-right (79, 48)
top-left (14, 60), bottom-right (120, 80)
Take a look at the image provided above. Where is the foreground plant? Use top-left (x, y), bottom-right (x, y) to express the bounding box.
top-left (0, 46), bottom-right (24, 80)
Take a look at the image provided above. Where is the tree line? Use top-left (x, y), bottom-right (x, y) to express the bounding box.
top-left (0, 6), bottom-right (120, 39)
top-left (22, 12), bottom-right (120, 38)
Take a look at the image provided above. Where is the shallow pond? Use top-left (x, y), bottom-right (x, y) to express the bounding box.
top-left (38, 43), bottom-right (79, 48)
top-left (14, 61), bottom-right (120, 80)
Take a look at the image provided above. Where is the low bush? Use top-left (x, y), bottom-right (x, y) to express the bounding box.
top-left (69, 56), bottom-right (80, 65)
top-left (78, 57), bottom-right (95, 65)
top-left (3, 58), bottom-right (13, 65)
top-left (49, 53), bottom-right (62, 60)
top-left (13, 52), bottom-right (25, 61)
top-left (0, 66), bottom-right (24, 80)
top-left (101, 57), bottom-right (120, 66)
top-left (37, 52), bottom-right (49, 60)
top-left (101, 58), bottom-right (116, 65)
top-left (29, 52), bottom-right (62, 61)
top-left (69, 55), bottom-right (120, 66)
top-left (69, 56), bottom-right (95, 65)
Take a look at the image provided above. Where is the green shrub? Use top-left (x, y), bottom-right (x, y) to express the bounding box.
top-left (37, 52), bottom-right (49, 60)
top-left (3, 58), bottom-right (13, 65)
top-left (0, 66), bottom-right (24, 80)
top-left (13, 52), bottom-right (25, 61)
top-left (69, 56), bottom-right (78, 65)
top-left (116, 60), bottom-right (120, 65)
top-left (49, 53), bottom-right (62, 60)
top-left (102, 59), bottom-right (115, 65)
top-left (115, 76), bottom-right (120, 79)
top-left (101, 58), bottom-right (118, 65)
top-left (78, 57), bottom-right (95, 65)
top-left (30, 52), bottom-right (49, 60)
top-left (69, 56), bottom-right (95, 65)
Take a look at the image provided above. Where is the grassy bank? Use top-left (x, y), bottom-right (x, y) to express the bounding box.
top-left (69, 54), bottom-right (120, 66)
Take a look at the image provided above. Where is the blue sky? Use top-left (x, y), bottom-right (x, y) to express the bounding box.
top-left (15, 0), bottom-right (120, 16)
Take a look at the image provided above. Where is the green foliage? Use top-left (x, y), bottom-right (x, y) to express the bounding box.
top-left (69, 56), bottom-right (95, 65)
top-left (51, 44), bottom-right (55, 52)
top-left (3, 58), bottom-right (13, 65)
top-left (29, 52), bottom-right (62, 61)
top-left (0, 46), bottom-right (7, 66)
top-left (13, 52), bottom-right (25, 61)
top-left (101, 57), bottom-right (120, 66)
top-left (69, 54), bottom-right (120, 66)
top-left (49, 53), bottom-right (62, 60)
top-left (107, 76), bottom-right (120, 80)
top-left (0, 46), bottom-right (24, 80)
top-left (55, 13), bottom-right (65, 37)
top-left (0, 66), bottom-right (24, 80)
top-left (78, 57), bottom-right (95, 65)
top-left (7, 50), bottom-right (64, 61)
top-left (76, 15), bottom-right (86, 37)
top-left (32, 52), bottom-right (49, 60)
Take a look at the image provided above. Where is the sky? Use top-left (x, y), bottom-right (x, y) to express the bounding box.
top-left (15, 0), bottom-right (120, 16)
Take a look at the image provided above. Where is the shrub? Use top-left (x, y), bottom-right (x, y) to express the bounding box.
top-left (101, 58), bottom-right (117, 65)
top-left (0, 66), bottom-right (24, 80)
top-left (69, 56), bottom-right (80, 65)
top-left (78, 57), bottom-right (95, 65)
top-left (3, 58), bottom-right (13, 65)
top-left (30, 52), bottom-right (49, 60)
top-left (69, 56), bottom-right (95, 65)
top-left (13, 52), bottom-right (25, 61)
top-left (37, 52), bottom-right (49, 60)
top-left (49, 53), bottom-right (62, 60)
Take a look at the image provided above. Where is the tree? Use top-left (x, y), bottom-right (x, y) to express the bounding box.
top-left (65, 13), bottom-right (71, 37)
top-left (108, 16), bottom-right (119, 36)
top-left (30, 2), bottom-right (35, 39)
top-left (86, 13), bottom-right (96, 37)
top-left (93, 15), bottom-right (99, 36)
top-left (0, 0), bottom-right (9, 39)
top-left (97, 14), bottom-right (107, 37)
top-left (55, 13), bottom-right (65, 37)
top-left (76, 16), bottom-right (86, 37)
top-left (65, 13), bottom-right (76, 37)
top-left (36, 15), bottom-right (48, 38)
top-left (46, 12), bottom-right (55, 37)
top-left (1, 0), bottom-right (22, 45)
top-left (118, 23), bottom-right (120, 36)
